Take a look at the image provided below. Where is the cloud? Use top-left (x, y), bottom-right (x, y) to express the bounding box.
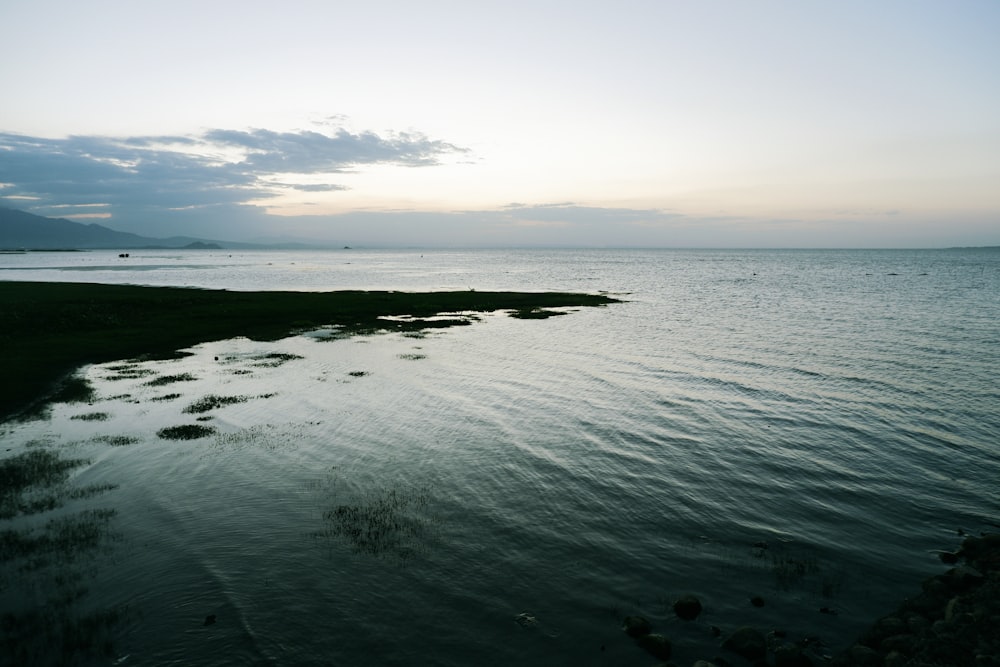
top-left (204, 128), bottom-right (466, 172)
top-left (0, 126), bottom-right (467, 221)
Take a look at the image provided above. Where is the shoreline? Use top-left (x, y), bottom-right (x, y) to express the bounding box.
top-left (826, 533), bottom-right (1000, 667)
top-left (0, 281), bottom-right (619, 421)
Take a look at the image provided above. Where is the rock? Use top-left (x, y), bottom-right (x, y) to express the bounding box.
top-left (881, 633), bottom-right (917, 655)
top-left (622, 615), bottom-right (652, 638)
top-left (945, 596), bottom-right (961, 622)
top-left (750, 595), bottom-right (765, 607)
top-left (774, 643), bottom-right (813, 667)
top-left (921, 575), bottom-right (951, 598)
top-left (514, 612), bottom-right (536, 628)
top-left (723, 626), bottom-right (767, 662)
top-left (203, 614), bottom-right (216, 626)
top-left (960, 533), bottom-right (1000, 561)
top-left (946, 565), bottom-right (985, 590)
top-left (674, 594), bottom-right (703, 621)
top-left (634, 632), bottom-right (672, 660)
top-left (884, 650), bottom-right (908, 667)
top-left (876, 615), bottom-right (907, 637)
top-left (848, 644), bottom-right (881, 667)
top-left (905, 612), bottom-right (930, 634)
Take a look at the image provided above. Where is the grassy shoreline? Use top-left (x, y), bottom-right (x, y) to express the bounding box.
top-left (0, 281), bottom-right (620, 421)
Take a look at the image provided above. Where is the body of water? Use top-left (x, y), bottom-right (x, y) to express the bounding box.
top-left (1, 248), bottom-right (998, 666)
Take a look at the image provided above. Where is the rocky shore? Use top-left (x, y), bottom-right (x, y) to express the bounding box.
top-left (623, 533), bottom-right (1000, 667)
top-left (828, 532), bottom-right (1000, 667)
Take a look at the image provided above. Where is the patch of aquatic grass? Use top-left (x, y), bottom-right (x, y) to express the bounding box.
top-left (770, 554), bottom-right (820, 590)
top-left (144, 372), bottom-right (196, 387)
top-left (156, 424), bottom-right (217, 440)
top-left (0, 450), bottom-right (117, 521)
top-left (745, 542), bottom-right (833, 594)
top-left (13, 376), bottom-right (96, 423)
top-left (23, 437), bottom-right (57, 449)
top-left (50, 377), bottom-right (96, 405)
top-left (211, 424), bottom-right (292, 452)
top-left (104, 364), bottom-right (134, 372)
top-left (509, 307), bottom-right (566, 319)
top-left (182, 394), bottom-right (251, 414)
top-left (0, 509), bottom-right (118, 566)
top-left (130, 350), bottom-right (193, 362)
top-left (102, 365), bottom-right (155, 381)
top-left (0, 450), bottom-right (87, 517)
top-left (67, 483), bottom-right (119, 501)
top-left (0, 444), bottom-right (123, 663)
top-left (319, 484), bottom-right (432, 561)
top-left (250, 352), bottom-right (304, 368)
top-left (69, 412), bottom-right (110, 422)
top-left (0, 605), bottom-right (126, 666)
top-left (149, 393), bottom-right (182, 402)
top-left (90, 435), bottom-right (139, 447)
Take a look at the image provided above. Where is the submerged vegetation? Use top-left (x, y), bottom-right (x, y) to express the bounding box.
top-left (249, 352), bottom-right (304, 367)
top-left (319, 484), bottom-right (433, 561)
top-left (182, 394), bottom-right (252, 414)
top-left (90, 434), bottom-right (140, 447)
top-left (69, 411), bottom-right (110, 422)
top-left (144, 372), bottom-right (197, 387)
top-left (0, 281), bottom-right (618, 421)
top-left (156, 424), bottom-right (217, 440)
top-left (0, 450), bottom-right (88, 519)
top-left (0, 447), bottom-right (122, 664)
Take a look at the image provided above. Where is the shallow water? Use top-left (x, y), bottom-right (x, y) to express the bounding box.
top-left (1, 248), bottom-right (999, 665)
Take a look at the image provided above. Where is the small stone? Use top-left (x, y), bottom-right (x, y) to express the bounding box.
top-left (750, 595), bottom-right (765, 607)
top-left (203, 614), bottom-right (216, 626)
top-left (622, 615), bottom-right (652, 638)
top-left (674, 594), bottom-right (703, 621)
top-left (634, 632), bottom-right (672, 660)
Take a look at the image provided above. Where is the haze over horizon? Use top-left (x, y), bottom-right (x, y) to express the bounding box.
top-left (2, 1), bottom-right (998, 248)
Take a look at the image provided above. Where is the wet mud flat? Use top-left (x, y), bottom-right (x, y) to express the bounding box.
top-left (0, 281), bottom-right (619, 421)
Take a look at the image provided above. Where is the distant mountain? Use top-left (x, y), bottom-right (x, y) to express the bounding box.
top-left (0, 207), bottom-right (231, 250)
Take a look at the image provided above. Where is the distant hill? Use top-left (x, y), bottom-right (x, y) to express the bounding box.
top-left (0, 207), bottom-right (228, 250)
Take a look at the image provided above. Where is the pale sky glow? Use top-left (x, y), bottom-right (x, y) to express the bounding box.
top-left (2, 0), bottom-right (998, 247)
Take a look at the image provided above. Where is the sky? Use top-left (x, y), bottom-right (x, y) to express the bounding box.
top-left (1, 0), bottom-right (999, 247)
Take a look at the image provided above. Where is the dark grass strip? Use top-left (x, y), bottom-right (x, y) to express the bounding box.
top-left (0, 282), bottom-right (619, 421)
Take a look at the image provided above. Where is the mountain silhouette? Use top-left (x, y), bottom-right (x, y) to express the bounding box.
top-left (0, 207), bottom-right (225, 250)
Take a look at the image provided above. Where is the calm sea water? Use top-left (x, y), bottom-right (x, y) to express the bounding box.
top-left (1, 248), bottom-right (998, 666)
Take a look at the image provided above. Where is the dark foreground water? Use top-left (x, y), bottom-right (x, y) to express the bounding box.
top-left (1, 248), bottom-right (998, 666)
